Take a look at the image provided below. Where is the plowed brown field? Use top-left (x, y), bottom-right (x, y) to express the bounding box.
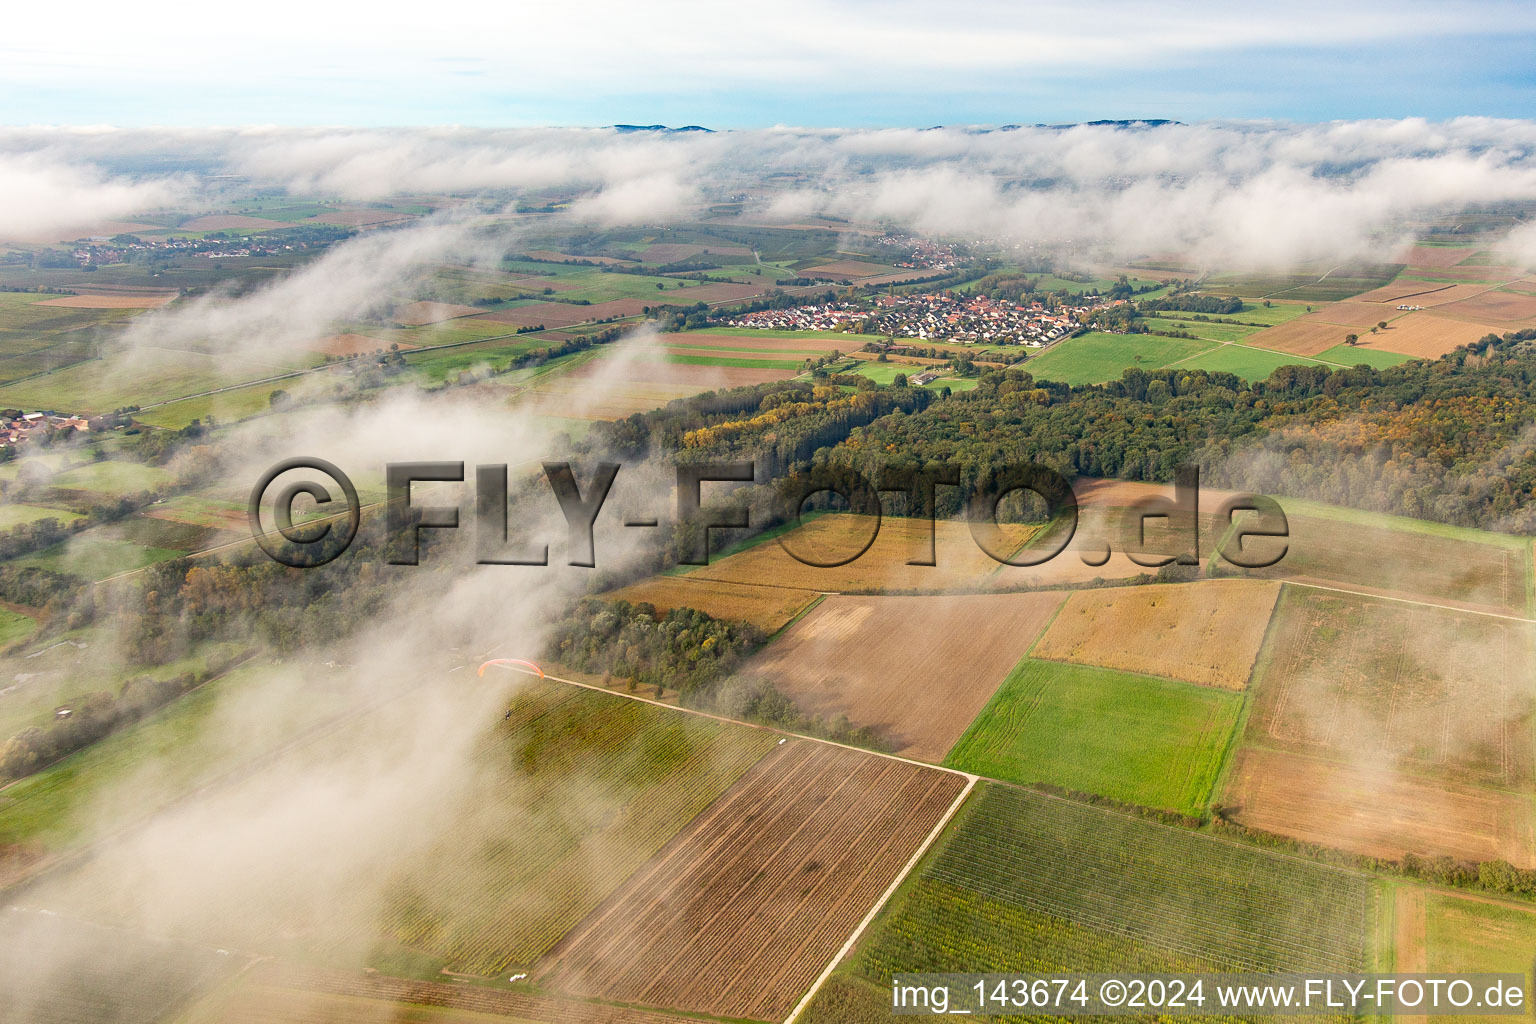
top-left (1357, 314), bottom-right (1503, 357)
top-left (1426, 289), bottom-right (1536, 325)
top-left (539, 740), bottom-right (966, 1020)
top-left (36, 292), bottom-right (176, 309)
top-left (604, 576), bottom-right (820, 634)
top-left (749, 591), bottom-right (1065, 759)
top-left (1401, 245), bottom-right (1477, 268)
top-left (1246, 319), bottom-right (1361, 356)
top-left (689, 514), bottom-right (1038, 593)
top-left (1305, 301), bottom-right (1411, 328)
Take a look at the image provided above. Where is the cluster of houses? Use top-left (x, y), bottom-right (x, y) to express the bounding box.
top-left (1394, 303), bottom-right (1424, 311)
top-left (727, 291), bottom-right (1123, 345)
top-left (0, 411), bottom-right (89, 447)
top-left (68, 234), bottom-right (325, 267)
top-left (875, 233), bottom-right (960, 271)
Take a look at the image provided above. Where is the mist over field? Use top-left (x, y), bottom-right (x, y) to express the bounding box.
top-left (0, 383), bottom-right (700, 1016)
top-left (5, 63), bottom-right (1536, 1015)
top-left (8, 119), bottom-right (1536, 267)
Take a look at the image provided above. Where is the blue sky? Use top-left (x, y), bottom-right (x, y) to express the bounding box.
top-left (4, 0), bottom-right (1536, 127)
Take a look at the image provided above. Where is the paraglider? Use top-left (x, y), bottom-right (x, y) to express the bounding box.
top-left (477, 658), bottom-right (544, 679)
top-left (482, 658), bottom-right (546, 725)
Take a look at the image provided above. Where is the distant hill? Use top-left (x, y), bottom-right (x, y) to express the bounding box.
top-left (612, 124), bottom-right (714, 133)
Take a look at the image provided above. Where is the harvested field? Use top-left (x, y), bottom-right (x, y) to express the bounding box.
top-left (669, 330), bottom-right (854, 353)
top-left (1033, 580), bottom-right (1280, 690)
top-left (1425, 289), bottom-right (1536, 325)
top-left (1245, 318), bottom-right (1361, 356)
top-left (640, 242), bottom-right (750, 262)
top-left (803, 259), bottom-right (890, 278)
top-left (35, 292), bottom-right (175, 308)
top-left (1372, 282), bottom-right (1497, 307)
top-left (1351, 313), bottom-right (1504, 358)
top-left (604, 576), bottom-right (819, 634)
top-left (748, 591), bottom-right (1065, 760)
top-left (393, 301), bottom-right (484, 326)
top-left (1305, 301), bottom-right (1410, 328)
top-left (688, 513), bottom-right (1038, 593)
top-left (1222, 747), bottom-right (1535, 867)
top-left (539, 740), bottom-right (967, 1020)
top-left (1229, 507), bottom-right (1528, 612)
top-left (1402, 265), bottom-right (1524, 282)
top-left (309, 332), bottom-right (405, 357)
top-left (1349, 281), bottom-right (1463, 304)
top-left (1402, 245), bottom-right (1477, 269)
top-left (179, 215), bottom-right (290, 231)
top-left (200, 962), bottom-right (707, 1024)
top-left (521, 250), bottom-right (634, 265)
top-left (1243, 588), bottom-right (1536, 787)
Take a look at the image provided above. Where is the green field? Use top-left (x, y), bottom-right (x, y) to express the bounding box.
top-left (945, 658), bottom-right (1242, 814)
top-left (134, 382), bottom-right (283, 429)
top-left (0, 607), bottom-right (35, 649)
top-left (519, 268), bottom-right (702, 303)
top-left (14, 534), bottom-right (184, 580)
top-left (0, 634), bottom-right (221, 741)
top-left (1226, 301), bottom-right (1314, 326)
top-left (0, 349), bottom-right (294, 414)
top-left (1317, 343), bottom-right (1419, 368)
top-left (402, 336), bottom-right (556, 382)
top-left (0, 296), bottom-right (143, 385)
top-left (846, 361), bottom-right (976, 390)
top-left (0, 664), bottom-right (236, 847)
top-left (1141, 314), bottom-right (1265, 343)
top-left (1424, 891), bottom-right (1536, 1002)
top-left (1025, 332), bottom-right (1216, 386)
top-left (49, 460), bottom-right (176, 494)
top-left (1176, 343), bottom-right (1327, 380)
top-left (819, 783), bottom-right (1373, 1011)
top-left (0, 502), bottom-right (82, 530)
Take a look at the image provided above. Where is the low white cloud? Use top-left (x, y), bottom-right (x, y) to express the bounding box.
top-left (0, 153), bottom-right (185, 241)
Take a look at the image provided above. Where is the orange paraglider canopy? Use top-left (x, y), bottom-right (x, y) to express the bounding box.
top-left (477, 658), bottom-right (545, 678)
